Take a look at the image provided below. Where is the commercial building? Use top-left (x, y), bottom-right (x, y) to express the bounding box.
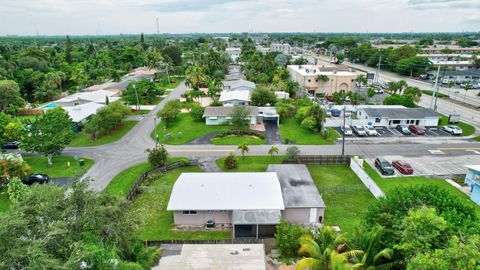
top-left (225, 47), bottom-right (241, 63)
top-left (167, 165), bottom-right (325, 238)
top-left (464, 165), bottom-right (480, 205)
top-left (270, 43), bottom-right (291, 55)
top-left (418, 54), bottom-right (476, 71)
top-left (420, 46), bottom-right (480, 55)
top-left (287, 64), bottom-right (358, 96)
top-left (357, 107), bottom-right (441, 128)
top-left (428, 69), bottom-right (480, 84)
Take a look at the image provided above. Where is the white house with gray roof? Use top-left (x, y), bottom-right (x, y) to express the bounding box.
top-left (167, 165), bottom-right (325, 239)
top-left (203, 106), bottom-right (258, 125)
top-left (357, 107), bottom-right (441, 127)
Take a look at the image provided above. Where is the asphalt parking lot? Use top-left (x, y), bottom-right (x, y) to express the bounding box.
top-left (366, 154), bottom-right (480, 178)
top-left (333, 125), bottom-right (458, 138)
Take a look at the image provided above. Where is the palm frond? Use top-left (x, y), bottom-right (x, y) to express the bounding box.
top-left (295, 258), bottom-right (321, 270)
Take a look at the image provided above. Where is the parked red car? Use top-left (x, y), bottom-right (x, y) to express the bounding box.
top-left (408, 125), bottom-right (426, 135)
top-left (326, 96), bottom-right (334, 102)
top-left (392, 160), bottom-right (414, 175)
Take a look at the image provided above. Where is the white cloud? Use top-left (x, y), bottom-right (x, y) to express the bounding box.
top-left (0, 0), bottom-right (478, 35)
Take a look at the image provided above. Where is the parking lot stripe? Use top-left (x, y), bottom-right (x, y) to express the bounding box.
top-left (437, 148), bottom-right (480, 151)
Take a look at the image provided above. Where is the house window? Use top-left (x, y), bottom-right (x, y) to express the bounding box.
top-left (392, 120), bottom-right (401, 124)
top-left (308, 79), bottom-right (311, 82)
top-left (375, 118), bottom-right (381, 123)
top-left (182, 210), bottom-right (197, 215)
top-left (209, 117), bottom-right (218, 120)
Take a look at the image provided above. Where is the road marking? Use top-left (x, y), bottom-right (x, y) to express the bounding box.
top-left (466, 150), bottom-right (480, 155)
top-left (428, 150), bottom-right (444, 154)
top-left (437, 148), bottom-right (480, 151)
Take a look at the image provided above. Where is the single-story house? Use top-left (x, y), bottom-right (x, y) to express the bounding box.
top-left (223, 79), bottom-right (256, 91)
top-left (464, 165), bottom-right (480, 205)
top-left (167, 165), bottom-right (325, 238)
top-left (357, 107), bottom-right (440, 127)
top-left (52, 89), bottom-right (120, 107)
top-left (63, 102), bottom-right (105, 123)
top-left (203, 106), bottom-right (258, 125)
top-left (267, 164), bottom-right (325, 224)
top-left (219, 89), bottom-right (251, 105)
top-left (257, 106), bottom-right (280, 126)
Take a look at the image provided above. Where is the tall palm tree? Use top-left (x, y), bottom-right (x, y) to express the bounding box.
top-left (185, 66), bottom-right (207, 90)
top-left (350, 227), bottom-right (393, 270)
top-left (207, 77), bottom-right (223, 99)
top-left (268, 146), bottom-right (279, 158)
top-left (237, 143), bottom-right (249, 160)
top-left (463, 83), bottom-right (472, 102)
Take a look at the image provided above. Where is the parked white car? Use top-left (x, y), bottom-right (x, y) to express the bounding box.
top-left (341, 126), bottom-right (353, 136)
top-left (442, 125), bottom-right (463, 135)
top-left (352, 125), bottom-right (367, 136)
top-left (364, 125), bottom-right (379, 136)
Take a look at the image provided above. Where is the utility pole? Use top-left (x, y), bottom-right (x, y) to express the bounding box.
top-left (156, 18), bottom-right (160, 35)
top-left (430, 64), bottom-right (441, 110)
top-left (375, 55), bottom-right (382, 85)
top-left (133, 84), bottom-right (140, 110)
top-left (341, 90), bottom-right (346, 156)
top-left (154, 117), bottom-right (159, 148)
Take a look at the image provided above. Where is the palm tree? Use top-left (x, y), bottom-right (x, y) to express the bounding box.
top-left (207, 77), bottom-right (223, 99)
top-left (355, 74), bottom-right (368, 88)
top-left (296, 229), bottom-right (363, 270)
top-left (237, 143), bottom-right (249, 160)
top-left (350, 227), bottom-right (393, 270)
top-left (268, 146), bottom-right (279, 158)
top-left (185, 66), bottom-right (207, 90)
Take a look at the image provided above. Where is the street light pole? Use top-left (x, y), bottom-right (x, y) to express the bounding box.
top-left (133, 83), bottom-right (140, 110)
top-left (154, 117), bottom-right (160, 148)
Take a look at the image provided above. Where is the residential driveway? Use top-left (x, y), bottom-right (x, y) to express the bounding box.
top-left (264, 121), bottom-right (283, 145)
top-left (51, 177), bottom-right (77, 186)
top-left (187, 132), bottom-right (218, 145)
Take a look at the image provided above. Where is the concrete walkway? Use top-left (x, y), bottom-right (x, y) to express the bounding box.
top-left (197, 157), bottom-right (222, 172)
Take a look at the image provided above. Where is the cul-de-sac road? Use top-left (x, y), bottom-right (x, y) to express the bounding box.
top-left (63, 82), bottom-right (480, 191)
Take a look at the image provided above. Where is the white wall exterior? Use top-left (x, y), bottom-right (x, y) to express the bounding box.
top-left (173, 211), bottom-right (232, 226)
top-left (350, 158), bottom-right (385, 199)
top-left (282, 207), bottom-right (325, 224)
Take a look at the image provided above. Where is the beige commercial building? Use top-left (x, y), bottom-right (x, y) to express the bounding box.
top-left (287, 64), bottom-right (358, 96)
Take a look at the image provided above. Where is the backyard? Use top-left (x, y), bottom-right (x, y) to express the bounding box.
top-left (307, 164), bottom-right (376, 234)
top-left (69, 120), bottom-right (138, 147)
top-left (151, 113), bottom-right (232, 144)
top-left (279, 118), bottom-right (339, 144)
top-left (127, 166), bottom-right (231, 240)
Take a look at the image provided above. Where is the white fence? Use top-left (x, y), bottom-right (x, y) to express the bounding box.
top-left (350, 158), bottom-right (385, 199)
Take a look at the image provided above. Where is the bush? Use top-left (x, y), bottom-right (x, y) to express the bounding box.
top-left (145, 145), bottom-right (169, 168)
top-left (286, 146), bottom-right (300, 160)
top-left (189, 103), bottom-right (204, 121)
top-left (295, 106), bottom-right (309, 123)
top-left (275, 219), bottom-right (308, 258)
top-left (224, 152), bottom-right (237, 169)
top-left (6, 177), bottom-right (29, 203)
top-left (209, 100), bottom-right (223, 106)
top-left (301, 116), bottom-right (317, 132)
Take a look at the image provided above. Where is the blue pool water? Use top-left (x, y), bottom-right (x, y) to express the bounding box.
top-left (41, 102), bottom-right (58, 109)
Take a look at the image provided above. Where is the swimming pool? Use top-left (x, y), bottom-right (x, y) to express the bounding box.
top-left (41, 102), bottom-right (58, 109)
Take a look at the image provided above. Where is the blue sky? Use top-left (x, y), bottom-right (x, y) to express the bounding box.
top-left (0, 0), bottom-right (479, 35)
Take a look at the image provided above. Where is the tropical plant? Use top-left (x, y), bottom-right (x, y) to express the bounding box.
top-left (185, 66), bottom-right (207, 90)
top-left (146, 145), bottom-right (169, 168)
top-left (286, 146), bottom-right (300, 160)
top-left (237, 143), bottom-right (249, 160)
top-left (6, 177), bottom-right (29, 203)
top-left (268, 146), bottom-right (279, 157)
top-left (224, 152), bottom-right (237, 169)
top-left (350, 226), bottom-right (394, 270)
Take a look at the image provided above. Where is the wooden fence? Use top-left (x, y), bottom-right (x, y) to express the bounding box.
top-left (126, 159), bottom-right (198, 200)
top-left (283, 155), bottom-right (350, 165)
top-left (145, 238), bottom-right (276, 253)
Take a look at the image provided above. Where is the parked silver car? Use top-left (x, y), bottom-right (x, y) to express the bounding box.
top-left (364, 125), bottom-right (379, 136)
top-left (341, 126), bottom-right (353, 136)
top-left (442, 125), bottom-right (462, 135)
top-left (352, 125), bottom-right (367, 136)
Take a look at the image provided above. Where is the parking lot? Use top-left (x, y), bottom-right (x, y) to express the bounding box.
top-left (366, 153), bottom-right (480, 178)
top-left (333, 125), bottom-right (459, 138)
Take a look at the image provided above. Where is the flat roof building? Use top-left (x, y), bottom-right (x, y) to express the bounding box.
top-left (357, 107), bottom-right (441, 127)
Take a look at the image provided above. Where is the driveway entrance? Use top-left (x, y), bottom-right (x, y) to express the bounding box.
top-left (264, 121), bottom-right (283, 144)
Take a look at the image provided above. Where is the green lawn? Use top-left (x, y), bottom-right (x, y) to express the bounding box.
top-left (211, 135), bottom-right (266, 145)
top-left (279, 118), bottom-right (339, 144)
top-left (129, 166), bottom-right (231, 240)
top-left (475, 136), bottom-right (480, 142)
top-left (157, 76), bottom-right (184, 89)
top-left (307, 165), bottom-right (376, 234)
top-left (363, 162), bottom-right (480, 216)
top-left (69, 120), bottom-right (138, 147)
top-left (216, 155), bottom-right (285, 172)
top-left (104, 157), bottom-right (189, 197)
top-left (152, 113), bottom-right (232, 145)
top-left (438, 116), bottom-right (475, 136)
top-left (24, 156), bottom-right (94, 178)
top-left (421, 90), bottom-right (449, 98)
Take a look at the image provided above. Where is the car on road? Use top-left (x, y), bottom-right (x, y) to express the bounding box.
top-left (1, 141), bottom-right (20, 150)
top-left (396, 125), bottom-right (412, 135)
top-left (352, 125), bottom-right (367, 136)
top-left (442, 125), bottom-right (462, 135)
top-left (341, 126), bottom-right (353, 136)
top-left (392, 160), bottom-right (414, 175)
top-left (375, 157), bottom-right (395, 175)
top-left (23, 173), bottom-right (50, 185)
top-left (364, 125), bottom-right (379, 136)
top-left (374, 88), bottom-right (384, 94)
top-left (408, 125), bottom-right (426, 135)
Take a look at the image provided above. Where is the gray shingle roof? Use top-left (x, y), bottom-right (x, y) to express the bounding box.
top-left (267, 164), bottom-right (325, 208)
top-left (203, 106), bottom-right (258, 117)
top-left (362, 108), bottom-right (441, 119)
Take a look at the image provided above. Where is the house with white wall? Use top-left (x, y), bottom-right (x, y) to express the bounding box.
top-left (356, 107), bottom-right (440, 127)
top-left (203, 106), bottom-right (258, 125)
top-left (464, 165), bottom-right (480, 205)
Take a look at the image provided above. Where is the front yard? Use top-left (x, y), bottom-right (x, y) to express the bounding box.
top-left (24, 156), bottom-right (94, 178)
top-left (127, 166), bottom-right (231, 240)
top-left (279, 118), bottom-right (339, 144)
top-left (211, 135), bottom-right (266, 145)
top-left (151, 113), bottom-right (232, 145)
top-left (216, 156), bottom-right (285, 172)
top-left (69, 120), bottom-right (138, 147)
top-left (157, 76), bottom-right (184, 89)
top-left (307, 164), bottom-right (375, 234)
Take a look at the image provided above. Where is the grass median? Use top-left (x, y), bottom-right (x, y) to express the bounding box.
top-left (438, 116), bottom-right (475, 136)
